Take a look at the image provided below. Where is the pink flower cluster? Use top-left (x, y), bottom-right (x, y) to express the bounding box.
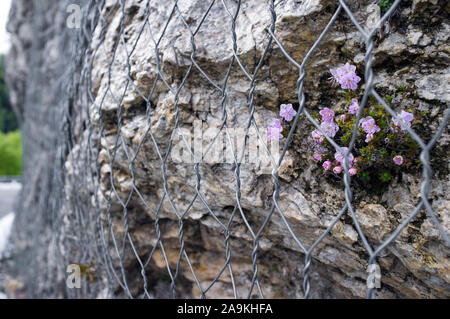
top-left (311, 108), bottom-right (339, 145)
top-left (330, 63), bottom-right (361, 90)
top-left (310, 107), bottom-right (358, 175)
top-left (314, 62), bottom-right (416, 180)
top-left (335, 147), bottom-right (355, 165)
top-left (360, 116), bottom-right (381, 143)
top-left (392, 110), bottom-right (414, 132)
top-left (322, 156), bottom-right (357, 176)
top-left (327, 147), bottom-right (357, 175)
top-left (348, 99), bottom-right (360, 115)
top-left (267, 104), bottom-right (297, 142)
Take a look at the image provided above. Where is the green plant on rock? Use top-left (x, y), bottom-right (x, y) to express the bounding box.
top-left (306, 63), bottom-right (420, 190)
top-left (379, 0), bottom-right (394, 14)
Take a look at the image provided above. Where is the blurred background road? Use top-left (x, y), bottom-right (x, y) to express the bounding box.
top-left (0, 180), bottom-right (19, 299)
top-left (0, 181), bottom-right (20, 218)
top-left (0, 180), bottom-right (19, 258)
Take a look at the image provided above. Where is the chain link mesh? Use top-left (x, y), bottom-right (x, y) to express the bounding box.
top-left (15, 0), bottom-right (449, 299)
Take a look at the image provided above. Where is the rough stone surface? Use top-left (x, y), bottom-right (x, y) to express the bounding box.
top-left (3, 0), bottom-right (450, 299)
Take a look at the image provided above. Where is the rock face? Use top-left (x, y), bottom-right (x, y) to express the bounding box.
top-left (4, 0), bottom-right (449, 299)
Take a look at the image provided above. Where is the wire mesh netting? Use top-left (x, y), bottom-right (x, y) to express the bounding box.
top-left (13, 0), bottom-right (449, 299)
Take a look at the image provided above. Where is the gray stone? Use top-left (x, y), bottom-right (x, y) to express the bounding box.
top-left (4, 0), bottom-right (450, 299)
top-left (415, 71), bottom-right (450, 102)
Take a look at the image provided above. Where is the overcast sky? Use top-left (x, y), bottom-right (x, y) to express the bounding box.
top-left (0, 0), bottom-right (12, 54)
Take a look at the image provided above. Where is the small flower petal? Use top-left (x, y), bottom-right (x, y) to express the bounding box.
top-left (348, 99), bottom-right (360, 115)
top-left (333, 166), bottom-right (343, 174)
top-left (280, 104), bottom-right (297, 122)
top-left (313, 153), bottom-right (322, 161)
top-left (393, 155), bottom-right (404, 165)
top-left (323, 160), bottom-right (332, 171)
top-left (319, 108), bottom-right (335, 123)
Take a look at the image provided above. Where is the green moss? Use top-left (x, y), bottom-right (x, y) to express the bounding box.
top-left (271, 263), bottom-right (279, 272)
top-left (380, 171), bottom-right (392, 182)
top-left (340, 131), bottom-right (352, 145)
top-left (361, 171), bottom-right (371, 182)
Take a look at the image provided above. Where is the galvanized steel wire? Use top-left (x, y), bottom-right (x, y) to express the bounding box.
top-left (17, 0), bottom-right (449, 299)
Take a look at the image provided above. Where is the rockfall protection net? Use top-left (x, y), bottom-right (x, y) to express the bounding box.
top-left (20, 0), bottom-right (449, 299)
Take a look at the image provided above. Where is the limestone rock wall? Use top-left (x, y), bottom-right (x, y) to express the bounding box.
top-left (5, 0), bottom-right (450, 298)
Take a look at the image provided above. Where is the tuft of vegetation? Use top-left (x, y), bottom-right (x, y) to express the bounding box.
top-left (304, 63), bottom-right (421, 192)
top-left (0, 130), bottom-right (22, 176)
top-left (379, 0), bottom-right (394, 14)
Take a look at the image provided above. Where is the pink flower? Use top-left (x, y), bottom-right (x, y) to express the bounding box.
top-left (349, 167), bottom-right (358, 176)
top-left (313, 153), bottom-right (322, 161)
top-left (311, 129), bottom-right (324, 144)
top-left (340, 63), bottom-right (356, 74)
top-left (280, 104), bottom-right (297, 122)
top-left (341, 73), bottom-right (361, 90)
top-left (271, 118), bottom-right (282, 129)
top-left (333, 166), bottom-right (343, 174)
top-left (335, 147), bottom-right (355, 165)
top-left (399, 110), bottom-right (414, 123)
top-left (267, 119), bottom-right (283, 142)
top-left (267, 126), bottom-right (282, 142)
top-left (331, 63), bottom-right (355, 82)
top-left (348, 99), bottom-right (360, 115)
top-left (361, 116), bottom-right (381, 134)
top-left (320, 121), bottom-right (339, 138)
top-left (330, 68), bottom-right (344, 85)
top-left (320, 108), bottom-right (335, 123)
top-left (365, 133), bottom-right (374, 143)
top-left (393, 155), bottom-right (404, 166)
top-left (330, 63), bottom-right (361, 90)
top-left (323, 160), bottom-right (332, 171)
top-left (392, 110), bottom-right (414, 132)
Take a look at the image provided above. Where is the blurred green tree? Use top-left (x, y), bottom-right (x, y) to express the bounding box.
top-left (0, 55), bottom-right (18, 133)
top-left (0, 55), bottom-right (22, 176)
top-left (0, 130), bottom-right (22, 176)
